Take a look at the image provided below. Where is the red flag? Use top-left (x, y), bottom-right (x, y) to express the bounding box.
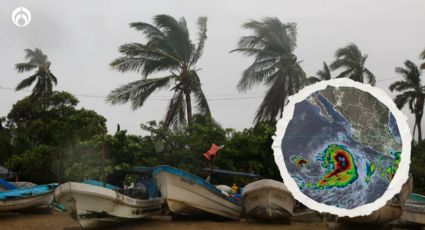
top-left (203, 143), bottom-right (222, 161)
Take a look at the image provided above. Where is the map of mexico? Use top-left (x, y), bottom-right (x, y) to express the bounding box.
top-left (273, 79), bottom-right (411, 217)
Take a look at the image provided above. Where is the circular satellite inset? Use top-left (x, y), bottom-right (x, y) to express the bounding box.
top-left (273, 79), bottom-right (411, 217)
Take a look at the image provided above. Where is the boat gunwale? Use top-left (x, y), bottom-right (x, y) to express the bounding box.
top-left (152, 165), bottom-right (242, 206)
top-left (0, 183), bottom-right (58, 201)
top-left (55, 182), bottom-right (163, 209)
top-left (242, 185), bottom-right (293, 198)
top-left (0, 190), bottom-right (53, 207)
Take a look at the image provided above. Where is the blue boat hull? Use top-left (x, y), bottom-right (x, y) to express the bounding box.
top-left (0, 188), bottom-right (56, 212)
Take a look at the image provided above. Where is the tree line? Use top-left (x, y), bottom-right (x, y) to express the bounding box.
top-left (1, 15), bottom-right (425, 190)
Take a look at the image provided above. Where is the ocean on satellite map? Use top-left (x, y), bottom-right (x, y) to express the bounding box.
top-left (282, 86), bottom-right (402, 209)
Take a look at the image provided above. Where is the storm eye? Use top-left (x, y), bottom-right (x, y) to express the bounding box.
top-left (336, 153), bottom-right (348, 169)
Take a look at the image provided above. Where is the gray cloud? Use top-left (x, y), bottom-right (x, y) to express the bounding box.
top-left (1, 0), bottom-right (424, 136)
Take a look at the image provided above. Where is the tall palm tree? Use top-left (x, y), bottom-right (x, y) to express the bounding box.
top-left (420, 49), bottom-right (425, 70)
top-left (307, 62), bottom-right (332, 84)
top-left (15, 48), bottom-right (57, 109)
top-left (107, 15), bottom-right (210, 129)
top-left (389, 60), bottom-right (424, 141)
top-left (330, 43), bottom-right (376, 85)
top-left (231, 17), bottom-right (306, 124)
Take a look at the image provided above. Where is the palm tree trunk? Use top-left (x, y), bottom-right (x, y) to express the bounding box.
top-left (413, 120), bottom-right (417, 140)
top-left (417, 113), bottom-right (423, 141)
top-left (185, 91), bottom-right (192, 125)
top-left (42, 78), bottom-right (47, 136)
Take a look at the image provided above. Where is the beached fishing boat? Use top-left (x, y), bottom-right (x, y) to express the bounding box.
top-left (401, 193), bottom-right (425, 225)
top-left (153, 165), bottom-right (242, 220)
top-left (242, 179), bottom-right (294, 221)
top-left (55, 181), bottom-right (163, 228)
top-left (0, 183), bottom-right (57, 212)
top-left (338, 176), bottom-right (413, 224)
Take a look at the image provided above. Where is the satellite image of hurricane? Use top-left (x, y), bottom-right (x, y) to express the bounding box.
top-left (282, 86), bottom-right (402, 209)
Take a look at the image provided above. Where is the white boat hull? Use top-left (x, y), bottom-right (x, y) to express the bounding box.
top-left (55, 182), bottom-right (162, 228)
top-left (0, 190), bottom-right (54, 212)
top-left (401, 202), bottom-right (425, 225)
top-left (242, 179), bottom-right (294, 220)
top-left (154, 169), bottom-right (242, 220)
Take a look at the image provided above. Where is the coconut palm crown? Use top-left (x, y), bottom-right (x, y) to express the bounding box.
top-left (307, 62), bottom-right (332, 84)
top-left (389, 60), bottom-right (424, 141)
top-left (330, 43), bottom-right (376, 86)
top-left (107, 15), bottom-right (210, 129)
top-left (15, 48), bottom-right (57, 109)
top-left (231, 17), bottom-right (306, 124)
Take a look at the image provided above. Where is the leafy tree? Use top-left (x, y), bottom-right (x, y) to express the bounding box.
top-left (64, 135), bottom-right (112, 182)
top-left (0, 118), bottom-right (13, 164)
top-left (5, 91), bottom-right (107, 182)
top-left (15, 48), bottom-right (57, 110)
top-left (5, 145), bottom-right (56, 184)
top-left (139, 118), bottom-right (225, 176)
top-left (421, 49), bottom-right (425, 70)
top-left (389, 60), bottom-right (424, 140)
top-left (108, 15), bottom-right (211, 129)
top-left (231, 17), bottom-right (306, 124)
top-left (220, 122), bottom-right (279, 181)
top-left (307, 62), bottom-right (332, 84)
top-left (330, 43), bottom-right (375, 85)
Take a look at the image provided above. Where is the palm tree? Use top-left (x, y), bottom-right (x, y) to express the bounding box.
top-left (330, 43), bottom-right (376, 85)
top-left (15, 48), bottom-right (57, 109)
top-left (307, 62), bottom-right (332, 84)
top-left (420, 49), bottom-right (425, 70)
top-left (231, 17), bottom-right (306, 124)
top-left (107, 15), bottom-right (210, 129)
top-left (389, 60), bottom-right (424, 141)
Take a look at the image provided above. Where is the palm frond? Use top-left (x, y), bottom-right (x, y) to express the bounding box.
top-left (15, 63), bottom-right (37, 73)
top-left (254, 75), bottom-right (287, 124)
top-left (190, 16), bottom-right (208, 66)
top-left (118, 43), bottom-right (181, 63)
top-left (335, 68), bottom-right (355, 79)
top-left (330, 59), bottom-right (349, 70)
top-left (307, 76), bottom-right (321, 84)
top-left (395, 60), bottom-right (421, 86)
top-left (237, 59), bottom-right (278, 91)
top-left (317, 62), bottom-right (332, 81)
top-left (233, 17), bottom-right (303, 122)
top-left (15, 74), bottom-right (38, 90)
top-left (364, 68), bottom-right (376, 85)
top-left (31, 76), bottom-right (46, 99)
top-left (394, 91), bottom-right (415, 110)
top-left (164, 90), bottom-right (187, 130)
top-left (191, 71), bottom-right (211, 116)
top-left (389, 80), bottom-right (413, 92)
top-left (48, 72), bottom-right (58, 85)
top-left (235, 36), bottom-right (267, 50)
top-left (111, 43), bottom-right (181, 77)
top-left (24, 48), bottom-right (48, 65)
top-left (230, 48), bottom-right (279, 57)
top-left (107, 76), bottom-right (174, 110)
top-left (129, 22), bottom-right (165, 40)
top-left (154, 15), bottom-right (192, 62)
top-left (111, 57), bottom-right (144, 73)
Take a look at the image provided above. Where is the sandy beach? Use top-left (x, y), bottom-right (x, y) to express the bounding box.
top-left (0, 212), bottom-right (329, 230)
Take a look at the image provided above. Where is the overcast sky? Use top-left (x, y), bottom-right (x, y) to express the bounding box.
top-left (1, 0), bottom-right (424, 135)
